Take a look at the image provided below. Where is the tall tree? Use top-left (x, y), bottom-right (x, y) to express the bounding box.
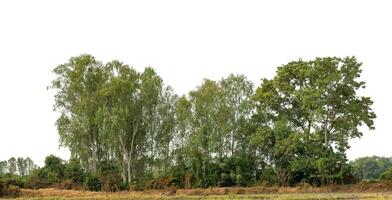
top-left (103, 61), bottom-right (166, 183)
top-left (252, 57), bottom-right (376, 185)
top-left (51, 55), bottom-right (109, 172)
top-left (219, 74), bottom-right (254, 157)
top-left (173, 96), bottom-right (192, 179)
top-left (7, 157), bottom-right (17, 175)
top-left (25, 157), bottom-right (37, 176)
top-left (16, 157), bottom-right (27, 176)
top-left (0, 161), bottom-right (8, 175)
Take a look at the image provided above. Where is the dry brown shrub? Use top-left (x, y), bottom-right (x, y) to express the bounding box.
top-left (178, 188), bottom-right (204, 196)
top-left (5, 185), bottom-right (20, 198)
top-left (210, 187), bottom-right (228, 195)
top-left (164, 186), bottom-right (177, 196)
top-left (61, 179), bottom-right (75, 190)
top-left (234, 188), bottom-right (245, 194)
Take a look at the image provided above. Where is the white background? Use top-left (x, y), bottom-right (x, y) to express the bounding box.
top-left (0, 0), bottom-right (391, 166)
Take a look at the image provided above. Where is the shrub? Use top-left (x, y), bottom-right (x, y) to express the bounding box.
top-left (27, 168), bottom-right (51, 189)
top-left (27, 174), bottom-right (44, 189)
top-left (0, 179), bottom-right (5, 197)
top-left (85, 173), bottom-right (100, 191)
top-left (5, 185), bottom-right (20, 198)
top-left (99, 173), bottom-right (123, 192)
top-left (64, 158), bottom-right (85, 184)
top-left (61, 179), bottom-right (75, 190)
top-left (0, 179), bottom-right (20, 198)
top-left (149, 177), bottom-right (178, 189)
top-left (259, 167), bottom-right (277, 186)
top-left (380, 167), bottom-right (392, 181)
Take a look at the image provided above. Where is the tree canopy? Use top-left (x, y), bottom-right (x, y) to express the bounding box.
top-left (48, 55), bottom-right (376, 189)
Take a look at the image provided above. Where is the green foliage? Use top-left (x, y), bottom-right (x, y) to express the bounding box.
top-left (351, 156), bottom-right (392, 180)
top-left (97, 160), bottom-right (123, 192)
top-left (84, 172), bottom-right (100, 191)
top-left (380, 167), bottom-right (392, 181)
top-left (252, 57), bottom-right (375, 186)
top-left (64, 158), bottom-right (85, 184)
top-left (47, 55), bottom-right (376, 189)
top-left (0, 178), bottom-right (21, 198)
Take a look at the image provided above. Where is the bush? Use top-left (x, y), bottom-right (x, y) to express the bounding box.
top-left (3, 177), bottom-right (26, 188)
top-left (99, 173), bottom-right (123, 192)
top-left (27, 168), bottom-right (51, 189)
top-left (0, 179), bottom-right (20, 198)
top-left (0, 179), bottom-right (5, 197)
top-left (380, 167), bottom-right (392, 181)
top-left (64, 158), bottom-right (85, 184)
top-left (27, 174), bottom-right (45, 189)
top-left (259, 167), bottom-right (277, 186)
top-left (60, 179), bottom-right (76, 190)
top-left (85, 173), bottom-right (100, 191)
top-left (97, 160), bottom-right (123, 192)
top-left (5, 185), bottom-right (20, 198)
top-left (146, 177), bottom-right (176, 190)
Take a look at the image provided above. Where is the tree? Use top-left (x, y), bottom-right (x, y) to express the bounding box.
top-left (0, 161), bottom-right (8, 175)
top-left (145, 86), bottom-right (177, 178)
top-left (219, 74), bottom-right (254, 157)
top-left (44, 155), bottom-right (65, 181)
top-left (172, 95), bottom-right (192, 184)
top-left (16, 158), bottom-right (27, 176)
top-left (103, 61), bottom-right (169, 183)
top-left (7, 158), bottom-right (17, 175)
top-left (25, 157), bottom-right (37, 176)
top-left (48, 55), bottom-right (376, 189)
top-left (188, 79), bottom-right (222, 187)
top-left (64, 158), bottom-right (85, 184)
top-left (252, 57), bottom-right (376, 185)
top-left (351, 156), bottom-right (392, 180)
top-left (50, 55), bottom-right (109, 172)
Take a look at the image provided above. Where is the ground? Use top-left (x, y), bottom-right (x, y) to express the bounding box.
top-left (12, 184), bottom-right (392, 200)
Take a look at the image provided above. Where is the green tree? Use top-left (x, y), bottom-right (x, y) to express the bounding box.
top-left (219, 74), bottom-right (254, 158)
top-left (44, 155), bottom-right (65, 181)
top-left (16, 157), bottom-right (27, 176)
top-left (25, 157), bottom-right (37, 176)
top-left (351, 156), bottom-right (392, 180)
top-left (0, 161), bottom-right (8, 175)
top-left (50, 55), bottom-right (109, 172)
top-left (103, 61), bottom-right (169, 183)
top-left (64, 158), bottom-right (85, 184)
top-left (7, 157), bottom-right (17, 175)
top-left (252, 57), bottom-right (376, 185)
top-left (188, 79), bottom-right (222, 187)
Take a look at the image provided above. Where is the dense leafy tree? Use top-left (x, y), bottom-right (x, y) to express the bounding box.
top-left (50, 55), bottom-right (109, 172)
top-left (64, 158), bottom-right (85, 184)
top-left (47, 55), bottom-right (376, 189)
top-left (252, 57), bottom-right (376, 185)
top-left (380, 166), bottom-right (392, 181)
top-left (7, 158), bottom-right (17, 175)
top-left (0, 161), bottom-right (7, 175)
top-left (351, 156), bottom-right (392, 180)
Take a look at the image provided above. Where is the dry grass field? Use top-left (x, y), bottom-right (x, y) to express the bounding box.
top-left (12, 189), bottom-right (392, 200)
top-left (11, 183), bottom-right (392, 200)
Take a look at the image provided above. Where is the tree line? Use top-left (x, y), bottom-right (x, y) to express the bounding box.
top-left (47, 55), bottom-right (376, 189)
top-left (0, 157), bottom-right (37, 177)
top-left (350, 156), bottom-right (392, 180)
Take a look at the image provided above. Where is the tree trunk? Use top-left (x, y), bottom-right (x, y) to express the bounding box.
top-left (127, 157), bottom-right (132, 183)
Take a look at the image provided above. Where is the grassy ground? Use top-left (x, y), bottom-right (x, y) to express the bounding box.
top-left (11, 188), bottom-right (392, 200)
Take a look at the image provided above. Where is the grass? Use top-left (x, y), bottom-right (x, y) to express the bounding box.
top-left (11, 188), bottom-right (392, 200)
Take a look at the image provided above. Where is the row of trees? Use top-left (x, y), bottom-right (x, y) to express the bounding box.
top-left (0, 157), bottom-right (36, 177)
top-left (351, 156), bottom-right (392, 180)
top-left (0, 157), bottom-right (36, 198)
top-left (1, 154), bottom-right (389, 196)
top-left (49, 55), bottom-right (376, 189)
